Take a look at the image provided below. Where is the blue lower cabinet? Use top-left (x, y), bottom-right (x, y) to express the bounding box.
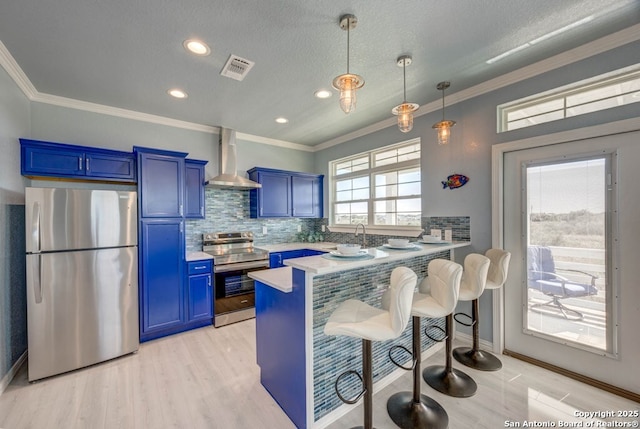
top-left (187, 260), bottom-right (213, 322)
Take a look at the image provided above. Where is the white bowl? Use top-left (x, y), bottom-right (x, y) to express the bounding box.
top-left (336, 244), bottom-right (362, 255)
top-left (422, 235), bottom-right (442, 243)
top-left (388, 239), bottom-right (410, 247)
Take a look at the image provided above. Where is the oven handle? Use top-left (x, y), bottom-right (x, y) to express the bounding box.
top-left (214, 260), bottom-right (270, 273)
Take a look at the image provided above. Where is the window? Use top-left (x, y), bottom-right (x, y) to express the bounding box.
top-left (498, 66), bottom-right (640, 132)
top-left (330, 139), bottom-right (421, 227)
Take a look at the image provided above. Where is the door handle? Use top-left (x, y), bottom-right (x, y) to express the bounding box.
top-left (79, 156), bottom-right (83, 170)
top-left (31, 202), bottom-right (41, 253)
top-left (32, 255), bottom-right (43, 304)
top-left (86, 157), bottom-right (90, 171)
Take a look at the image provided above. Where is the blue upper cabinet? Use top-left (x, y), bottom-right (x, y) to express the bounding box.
top-left (135, 147), bottom-right (187, 218)
top-left (248, 167), bottom-right (323, 218)
top-left (20, 138), bottom-right (136, 182)
top-left (184, 159), bottom-right (208, 219)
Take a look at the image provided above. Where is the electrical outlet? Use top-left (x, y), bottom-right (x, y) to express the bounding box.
top-left (262, 226), bottom-right (268, 235)
top-left (297, 225), bottom-right (302, 232)
top-left (321, 225), bottom-right (326, 232)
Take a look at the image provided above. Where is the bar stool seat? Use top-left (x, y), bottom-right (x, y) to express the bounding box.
top-left (324, 267), bottom-right (417, 429)
top-left (453, 249), bottom-right (511, 371)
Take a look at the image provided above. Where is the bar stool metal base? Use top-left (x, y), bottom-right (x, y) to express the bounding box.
top-left (422, 365), bottom-right (477, 398)
top-left (387, 391), bottom-right (448, 429)
top-left (452, 347), bottom-right (502, 371)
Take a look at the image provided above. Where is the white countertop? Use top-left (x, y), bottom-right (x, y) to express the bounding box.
top-left (185, 251), bottom-right (214, 262)
top-left (284, 241), bottom-right (470, 275)
top-left (248, 267), bottom-right (293, 293)
top-left (255, 242), bottom-right (338, 252)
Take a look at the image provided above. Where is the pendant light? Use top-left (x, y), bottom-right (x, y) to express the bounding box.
top-left (391, 55), bottom-right (419, 133)
top-left (332, 14), bottom-right (364, 114)
top-left (432, 81), bottom-right (456, 145)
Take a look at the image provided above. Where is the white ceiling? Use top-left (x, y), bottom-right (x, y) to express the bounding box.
top-left (0, 0), bottom-right (638, 146)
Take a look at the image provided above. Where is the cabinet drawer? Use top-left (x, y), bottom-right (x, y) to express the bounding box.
top-left (188, 260), bottom-right (212, 275)
top-left (215, 292), bottom-right (255, 314)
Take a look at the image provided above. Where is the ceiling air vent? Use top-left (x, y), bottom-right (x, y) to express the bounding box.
top-left (220, 55), bottom-right (255, 81)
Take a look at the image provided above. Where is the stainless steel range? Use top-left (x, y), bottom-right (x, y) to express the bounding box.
top-left (203, 231), bottom-right (269, 327)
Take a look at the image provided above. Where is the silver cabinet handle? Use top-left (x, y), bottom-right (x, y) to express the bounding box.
top-left (79, 156), bottom-right (83, 170)
top-left (207, 276), bottom-right (211, 287)
top-left (240, 299), bottom-right (248, 304)
top-left (86, 157), bottom-right (90, 171)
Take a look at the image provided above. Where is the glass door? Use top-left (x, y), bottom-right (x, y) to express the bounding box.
top-left (524, 157), bottom-right (612, 353)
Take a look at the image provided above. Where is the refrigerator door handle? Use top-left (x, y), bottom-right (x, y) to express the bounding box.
top-left (32, 255), bottom-right (43, 304)
top-left (31, 201), bottom-right (41, 253)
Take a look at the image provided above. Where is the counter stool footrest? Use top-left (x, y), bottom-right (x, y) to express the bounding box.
top-left (453, 311), bottom-right (475, 327)
top-left (424, 324), bottom-right (447, 343)
top-left (334, 369), bottom-right (365, 405)
top-left (388, 344), bottom-right (416, 371)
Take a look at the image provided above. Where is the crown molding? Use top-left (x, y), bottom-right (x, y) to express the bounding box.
top-left (235, 132), bottom-right (314, 152)
top-left (314, 22), bottom-right (640, 151)
top-left (0, 40), bottom-right (37, 99)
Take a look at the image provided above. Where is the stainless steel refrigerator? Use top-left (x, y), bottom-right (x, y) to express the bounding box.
top-left (25, 187), bottom-right (139, 381)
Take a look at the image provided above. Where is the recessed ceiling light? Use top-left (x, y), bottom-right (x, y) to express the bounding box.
top-left (314, 89), bottom-right (333, 99)
top-left (275, 117), bottom-right (289, 124)
top-left (168, 89), bottom-right (188, 99)
top-left (183, 39), bottom-right (211, 56)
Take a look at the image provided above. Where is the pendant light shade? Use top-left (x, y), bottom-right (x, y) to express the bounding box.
top-left (332, 15), bottom-right (364, 114)
top-left (432, 81), bottom-right (456, 145)
top-left (391, 55), bottom-right (419, 133)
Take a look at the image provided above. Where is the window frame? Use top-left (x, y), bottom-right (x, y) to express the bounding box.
top-left (498, 65), bottom-right (640, 133)
top-left (328, 138), bottom-right (422, 235)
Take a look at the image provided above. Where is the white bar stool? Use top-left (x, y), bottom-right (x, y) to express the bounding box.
top-left (385, 259), bottom-right (459, 428)
top-left (324, 267), bottom-right (417, 429)
top-left (421, 259), bottom-right (478, 398)
top-left (453, 249), bottom-right (511, 371)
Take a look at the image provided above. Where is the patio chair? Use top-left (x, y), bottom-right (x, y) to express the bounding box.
top-left (527, 245), bottom-right (598, 320)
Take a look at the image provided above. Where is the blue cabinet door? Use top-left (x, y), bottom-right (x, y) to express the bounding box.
top-left (184, 159), bottom-right (207, 219)
top-left (292, 174), bottom-right (323, 218)
top-left (22, 143), bottom-right (84, 177)
top-left (140, 219), bottom-right (185, 338)
top-left (136, 148), bottom-right (187, 218)
top-left (187, 260), bottom-right (213, 322)
top-left (269, 252), bottom-right (284, 268)
top-left (258, 171), bottom-right (291, 217)
top-left (85, 151), bottom-right (136, 181)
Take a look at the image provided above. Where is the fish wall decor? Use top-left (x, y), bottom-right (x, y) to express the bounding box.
top-left (442, 173), bottom-right (469, 190)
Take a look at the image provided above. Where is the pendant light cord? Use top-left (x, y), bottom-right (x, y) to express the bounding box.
top-left (441, 88), bottom-right (445, 121)
top-left (403, 62), bottom-right (407, 103)
top-left (346, 18), bottom-right (350, 74)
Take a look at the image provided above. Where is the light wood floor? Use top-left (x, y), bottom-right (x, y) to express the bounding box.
top-left (0, 320), bottom-right (636, 428)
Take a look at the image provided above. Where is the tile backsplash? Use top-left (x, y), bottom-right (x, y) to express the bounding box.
top-left (186, 188), bottom-right (471, 251)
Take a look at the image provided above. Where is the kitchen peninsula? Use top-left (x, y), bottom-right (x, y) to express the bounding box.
top-left (249, 241), bottom-right (469, 428)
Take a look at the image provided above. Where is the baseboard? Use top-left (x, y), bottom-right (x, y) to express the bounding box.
top-left (312, 342), bottom-right (444, 429)
top-left (454, 330), bottom-right (495, 352)
top-left (0, 351), bottom-right (27, 396)
top-left (504, 349), bottom-right (640, 403)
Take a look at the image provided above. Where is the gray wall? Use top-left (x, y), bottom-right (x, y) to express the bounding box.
top-left (31, 103), bottom-right (315, 179)
top-left (0, 65), bottom-right (30, 382)
top-left (314, 40), bottom-right (640, 342)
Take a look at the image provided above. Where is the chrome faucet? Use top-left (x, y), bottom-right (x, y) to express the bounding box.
top-left (354, 223), bottom-right (367, 248)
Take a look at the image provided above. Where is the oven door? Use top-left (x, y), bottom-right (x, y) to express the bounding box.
top-left (213, 260), bottom-right (269, 327)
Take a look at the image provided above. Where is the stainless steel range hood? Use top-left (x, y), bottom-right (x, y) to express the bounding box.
top-left (205, 128), bottom-right (261, 189)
